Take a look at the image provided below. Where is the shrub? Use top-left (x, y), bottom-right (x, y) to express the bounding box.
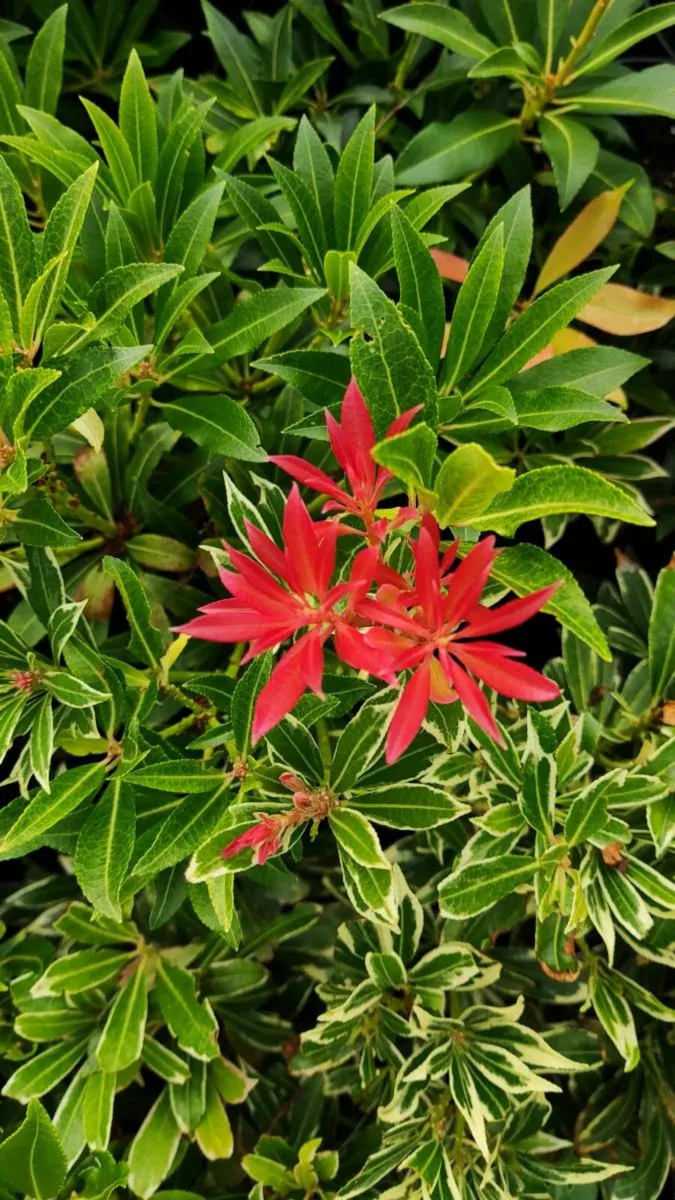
top-left (0, 2), bottom-right (673, 1198)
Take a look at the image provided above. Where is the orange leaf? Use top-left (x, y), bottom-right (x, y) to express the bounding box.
top-left (577, 283), bottom-right (675, 336)
top-left (533, 185), bottom-right (630, 297)
top-left (430, 248), bottom-right (469, 283)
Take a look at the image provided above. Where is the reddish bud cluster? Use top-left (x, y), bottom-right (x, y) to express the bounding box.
top-left (222, 772), bottom-right (337, 864)
top-left (178, 380), bottom-right (560, 768)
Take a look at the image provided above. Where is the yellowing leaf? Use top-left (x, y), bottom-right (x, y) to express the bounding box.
top-left (577, 283), bottom-right (675, 336)
top-left (533, 185), bottom-right (631, 296)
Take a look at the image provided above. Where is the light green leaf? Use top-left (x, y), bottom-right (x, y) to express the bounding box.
top-left (0, 155), bottom-right (37, 331)
top-left (75, 780), bottom-right (135, 920)
top-left (0, 762), bottom-right (106, 854)
top-left (82, 1069), bottom-right (115, 1151)
top-left (464, 267), bottom-right (615, 397)
top-left (472, 464), bottom-right (654, 536)
top-left (97, 960), bottom-right (148, 1074)
top-left (119, 49), bottom-right (158, 185)
top-left (21, 344), bottom-right (150, 440)
top-left (155, 958), bottom-right (219, 1061)
top-left (441, 225), bottom-right (504, 389)
top-left (438, 855), bottom-right (537, 917)
top-left (435, 443), bottom-right (514, 526)
top-left (351, 784), bottom-right (469, 829)
top-left (334, 106), bottom-right (375, 251)
top-left (371, 423), bottom-right (437, 492)
top-left (103, 556), bottom-right (164, 667)
top-left (2, 1036), bottom-right (90, 1102)
top-left (328, 808), bottom-right (389, 868)
top-left (0, 1100), bottom-right (66, 1200)
top-left (572, 64), bottom-right (675, 119)
top-left (24, 5), bottom-right (66, 116)
top-left (127, 1089), bottom-right (181, 1200)
top-left (44, 671), bottom-right (110, 708)
top-left (513, 385), bottom-right (626, 431)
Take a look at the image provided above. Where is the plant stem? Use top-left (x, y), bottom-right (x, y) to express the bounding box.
top-left (393, 33), bottom-right (421, 92)
top-left (557, 0), bottom-right (614, 86)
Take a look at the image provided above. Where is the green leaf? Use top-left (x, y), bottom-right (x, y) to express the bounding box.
top-left (162, 394), bottom-right (265, 462)
top-left (205, 285), bottom-right (326, 366)
top-left (513, 385), bottom-right (626, 431)
top-left (125, 762), bottom-right (225, 793)
top-left (0, 1100), bottom-right (66, 1200)
top-left (0, 762), bottom-right (106, 854)
top-left (156, 100), bottom-right (214, 238)
top-left (0, 155), bottom-right (36, 330)
top-left (435, 443), bottom-right (514, 526)
top-left (264, 715), bottom-right (324, 783)
top-left (396, 113), bottom-right (518, 186)
top-left (442, 227), bottom-right (504, 390)
top-left (351, 784), bottom-right (468, 829)
top-left (32, 947), bottom-right (135, 997)
top-left (128, 784), bottom-right (227, 886)
top-left (213, 116), bottom-right (296, 174)
top-left (103, 556), bottom-right (164, 667)
top-left (127, 1089), bottom-right (181, 1200)
top-left (2, 1036), bottom-right (90, 1102)
top-left (564, 775), bottom-right (613, 846)
top-left (29, 695), bottom-right (53, 793)
top-left (293, 114), bottom-right (335, 242)
top-left (48, 600), bottom-right (87, 662)
top-left (24, 5), bottom-right (66, 116)
top-left (371, 422), bottom-right (437, 492)
top-left (472, 464), bottom-right (655, 536)
top-left (573, 5), bottom-right (675, 79)
top-left (21, 344), bottom-right (150, 440)
top-left (97, 961), bottom-right (148, 1073)
top-left (243, 1154), bottom-right (295, 1191)
top-left (464, 267), bottom-right (615, 398)
top-left (330, 692), bottom-right (395, 793)
top-left (142, 1036), bottom-right (191, 1085)
top-left (252, 349), bottom-right (350, 409)
top-left (510, 345), bottom-right (647, 398)
top-left (537, 0), bottom-right (568, 71)
top-left (328, 809), bottom-right (388, 868)
top-left (539, 114), bottom-right (599, 210)
top-left (81, 99), bottom-right (137, 202)
top-left (82, 1069), bottom-right (115, 1151)
top-left (44, 671), bottom-right (110, 708)
top-left (573, 64), bottom-right (675, 120)
top-left (381, 3), bottom-right (495, 58)
top-left (195, 1076), bottom-right (234, 1161)
top-left (269, 156), bottom-right (327, 279)
top-left (649, 565), bottom-right (675, 701)
top-left (155, 958), bottom-right (219, 1061)
top-left (349, 262), bottom-right (437, 436)
top-left (438, 855), bottom-right (537, 917)
top-left (472, 186), bottom-right (533, 353)
top-left (75, 780), bottom-right (135, 920)
top-left (85, 262), bottom-right (183, 343)
top-left (119, 49), bottom-right (158, 185)
top-left (588, 973), bottom-right (639, 1070)
top-left (202, 0), bottom-right (263, 116)
top-left (232, 653), bottom-right (273, 757)
top-left (334, 106), bottom-right (375, 251)
top-left (491, 542), bottom-right (610, 660)
top-left (10, 499), bottom-right (81, 548)
top-left (391, 205), bottom-right (445, 367)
